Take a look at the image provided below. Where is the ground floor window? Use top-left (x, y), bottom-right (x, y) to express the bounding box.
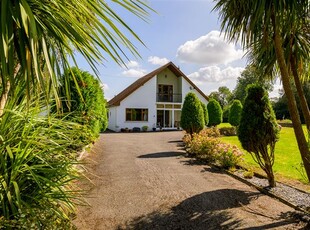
top-left (126, 108), bottom-right (148, 121)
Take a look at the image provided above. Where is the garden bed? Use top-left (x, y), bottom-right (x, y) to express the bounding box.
top-left (226, 168), bottom-right (310, 222)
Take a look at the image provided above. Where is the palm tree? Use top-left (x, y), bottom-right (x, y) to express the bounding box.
top-left (0, 0), bottom-right (152, 115)
top-left (248, 12), bottom-right (310, 131)
top-left (213, 0), bottom-right (310, 181)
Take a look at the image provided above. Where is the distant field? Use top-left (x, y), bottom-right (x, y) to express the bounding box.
top-left (219, 123), bottom-right (307, 183)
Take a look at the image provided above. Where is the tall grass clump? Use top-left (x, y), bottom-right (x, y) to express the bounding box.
top-left (0, 96), bottom-right (86, 229)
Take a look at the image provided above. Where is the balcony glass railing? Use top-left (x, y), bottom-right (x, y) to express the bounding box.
top-left (157, 93), bottom-right (182, 103)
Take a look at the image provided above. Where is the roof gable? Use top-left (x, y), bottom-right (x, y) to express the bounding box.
top-left (108, 62), bottom-right (209, 106)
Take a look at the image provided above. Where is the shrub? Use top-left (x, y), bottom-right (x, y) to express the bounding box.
top-left (219, 127), bottom-right (237, 136)
top-left (0, 97), bottom-right (83, 229)
top-left (201, 101), bottom-right (209, 126)
top-left (215, 143), bottom-right (243, 169)
top-left (207, 99), bottom-right (223, 126)
top-left (188, 133), bottom-right (220, 161)
top-left (181, 92), bottom-right (205, 135)
top-left (229, 100), bottom-right (243, 127)
top-left (222, 106), bottom-right (230, 123)
top-left (238, 84), bottom-right (280, 187)
top-left (55, 67), bottom-right (108, 140)
top-left (183, 128), bottom-right (243, 168)
top-left (199, 127), bottom-right (221, 138)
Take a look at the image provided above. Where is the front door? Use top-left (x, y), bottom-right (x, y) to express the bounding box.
top-left (157, 110), bottom-right (171, 128)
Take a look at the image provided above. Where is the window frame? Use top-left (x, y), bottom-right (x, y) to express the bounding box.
top-left (125, 108), bottom-right (148, 122)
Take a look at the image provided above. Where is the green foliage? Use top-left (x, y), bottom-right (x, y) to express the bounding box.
top-left (0, 97), bottom-right (85, 229)
top-left (216, 142), bottom-right (244, 169)
top-left (200, 101), bottom-right (209, 126)
top-left (232, 65), bottom-right (273, 103)
top-left (207, 99), bottom-right (223, 126)
top-left (181, 92), bottom-right (205, 135)
top-left (209, 86), bottom-right (233, 108)
top-left (222, 105), bottom-right (230, 123)
top-left (56, 67), bottom-right (108, 139)
top-left (229, 100), bottom-right (243, 127)
top-left (238, 84), bottom-right (279, 186)
top-left (219, 127), bottom-right (237, 136)
top-left (183, 128), bottom-right (243, 169)
top-left (0, 0), bottom-right (152, 110)
top-left (273, 80), bottom-right (310, 123)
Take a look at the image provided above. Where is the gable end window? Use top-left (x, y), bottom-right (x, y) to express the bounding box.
top-left (126, 108), bottom-right (148, 121)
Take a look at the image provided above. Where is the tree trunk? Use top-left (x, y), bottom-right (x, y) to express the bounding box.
top-left (290, 57), bottom-right (310, 131)
top-left (271, 10), bottom-right (310, 181)
top-left (0, 81), bottom-right (10, 117)
top-left (0, 64), bottom-right (21, 117)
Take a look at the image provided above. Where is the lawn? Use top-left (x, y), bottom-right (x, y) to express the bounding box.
top-left (219, 123), bottom-right (308, 183)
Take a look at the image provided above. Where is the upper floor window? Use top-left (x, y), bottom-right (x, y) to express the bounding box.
top-left (126, 108), bottom-right (148, 121)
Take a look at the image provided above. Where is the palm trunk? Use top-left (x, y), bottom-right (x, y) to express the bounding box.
top-left (271, 9), bottom-right (310, 181)
top-left (290, 57), bottom-right (310, 131)
top-left (0, 81), bottom-right (10, 117)
top-left (0, 64), bottom-right (21, 117)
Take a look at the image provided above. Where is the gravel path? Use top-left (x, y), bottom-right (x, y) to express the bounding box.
top-left (73, 131), bottom-right (307, 229)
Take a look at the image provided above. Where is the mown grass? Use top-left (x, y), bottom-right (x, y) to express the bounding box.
top-left (219, 123), bottom-right (308, 183)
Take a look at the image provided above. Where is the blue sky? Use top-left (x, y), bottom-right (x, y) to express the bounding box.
top-left (77, 0), bottom-right (280, 100)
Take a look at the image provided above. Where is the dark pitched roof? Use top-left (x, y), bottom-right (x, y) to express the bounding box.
top-left (108, 62), bottom-right (209, 107)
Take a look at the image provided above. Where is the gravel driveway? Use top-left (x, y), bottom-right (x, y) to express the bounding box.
top-left (74, 131), bottom-right (306, 229)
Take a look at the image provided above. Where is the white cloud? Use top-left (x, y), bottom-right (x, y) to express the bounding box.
top-left (148, 56), bottom-right (170, 66)
top-left (122, 68), bottom-right (146, 78)
top-left (121, 60), bottom-right (146, 78)
top-left (126, 60), bottom-right (140, 68)
top-left (188, 66), bottom-right (244, 85)
top-left (177, 30), bottom-right (244, 65)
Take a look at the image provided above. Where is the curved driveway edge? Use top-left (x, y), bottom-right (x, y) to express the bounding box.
top-left (74, 131), bottom-right (305, 229)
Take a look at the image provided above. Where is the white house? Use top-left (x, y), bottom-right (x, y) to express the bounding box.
top-left (108, 62), bottom-right (209, 132)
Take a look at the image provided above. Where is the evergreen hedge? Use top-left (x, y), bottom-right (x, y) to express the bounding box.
top-left (181, 92), bottom-right (205, 135)
top-left (201, 101), bottom-right (209, 126)
top-left (56, 67), bottom-right (108, 139)
top-left (229, 100), bottom-right (243, 127)
top-left (207, 99), bottom-right (223, 126)
top-left (238, 84), bottom-right (279, 187)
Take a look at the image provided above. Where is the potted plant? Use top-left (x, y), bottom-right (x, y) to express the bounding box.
top-left (142, 125), bottom-right (148, 132)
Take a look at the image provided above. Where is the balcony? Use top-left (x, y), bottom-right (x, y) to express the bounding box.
top-left (157, 93), bottom-right (182, 103)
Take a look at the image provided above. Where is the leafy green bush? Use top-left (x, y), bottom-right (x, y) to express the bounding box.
top-left (181, 92), bottom-right (205, 135)
top-left (219, 127), bottom-right (237, 136)
top-left (0, 98), bottom-right (84, 229)
top-left (56, 67), bottom-right (108, 140)
top-left (238, 84), bottom-right (279, 187)
top-left (201, 101), bottom-right (209, 126)
top-left (229, 100), bottom-right (243, 127)
top-left (207, 99), bottom-right (223, 126)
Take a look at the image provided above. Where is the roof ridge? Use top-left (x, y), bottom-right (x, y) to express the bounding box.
top-left (108, 62), bottom-right (208, 106)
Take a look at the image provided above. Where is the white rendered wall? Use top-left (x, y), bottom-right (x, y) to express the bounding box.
top-left (107, 107), bottom-right (117, 131)
top-left (112, 77), bottom-right (157, 131)
top-left (182, 79), bottom-right (208, 105)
